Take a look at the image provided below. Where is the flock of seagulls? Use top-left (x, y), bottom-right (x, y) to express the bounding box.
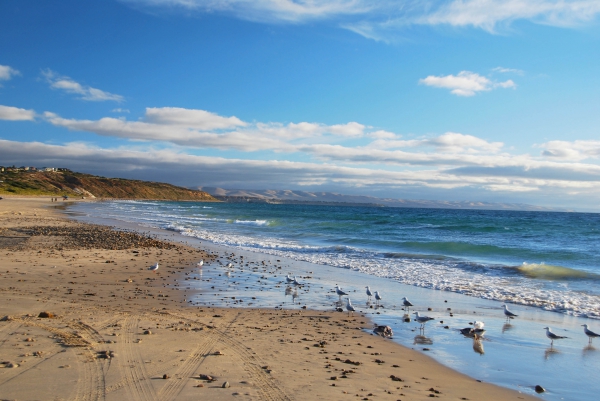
top-left (154, 259), bottom-right (600, 348)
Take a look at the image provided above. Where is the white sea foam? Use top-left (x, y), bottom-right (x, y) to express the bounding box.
top-left (168, 224), bottom-right (600, 319)
top-left (234, 219), bottom-right (269, 226)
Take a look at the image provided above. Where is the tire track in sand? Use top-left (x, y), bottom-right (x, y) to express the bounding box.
top-left (157, 312), bottom-right (242, 401)
top-left (109, 315), bottom-right (159, 401)
top-left (161, 311), bottom-right (291, 401)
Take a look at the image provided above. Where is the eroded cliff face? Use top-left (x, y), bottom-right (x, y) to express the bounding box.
top-left (0, 170), bottom-right (217, 201)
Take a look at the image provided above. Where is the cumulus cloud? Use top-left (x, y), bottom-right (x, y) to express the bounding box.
top-left (145, 107), bottom-right (246, 130)
top-left (419, 71), bottom-right (516, 96)
top-left (0, 105), bottom-right (36, 121)
top-left (2, 139), bottom-right (600, 205)
top-left (539, 140), bottom-right (600, 161)
top-left (42, 69), bottom-right (124, 102)
top-left (0, 65), bottom-right (20, 84)
top-left (43, 107), bottom-right (368, 151)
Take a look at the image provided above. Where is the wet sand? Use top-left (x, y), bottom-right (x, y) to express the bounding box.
top-left (0, 197), bottom-right (537, 400)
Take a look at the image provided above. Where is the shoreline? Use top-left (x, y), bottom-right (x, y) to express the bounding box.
top-left (0, 197), bottom-right (537, 400)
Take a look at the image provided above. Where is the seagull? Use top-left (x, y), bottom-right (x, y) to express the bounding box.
top-left (544, 327), bottom-right (568, 345)
top-left (502, 304), bottom-right (518, 320)
top-left (197, 260), bottom-right (204, 268)
top-left (226, 262), bottom-right (233, 268)
top-left (148, 262), bottom-right (159, 272)
top-left (335, 286), bottom-right (348, 300)
top-left (292, 276), bottom-right (301, 286)
top-left (365, 286), bottom-right (373, 302)
top-left (346, 298), bottom-right (356, 317)
top-left (459, 321), bottom-right (485, 337)
top-left (413, 311), bottom-right (435, 329)
top-left (374, 291), bottom-right (382, 307)
top-left (286, 274), bottom-right (294, 284)
top-left (582, 324), bottom-right (600, 343)
top-left (402, 297), bottom-right (414, 311)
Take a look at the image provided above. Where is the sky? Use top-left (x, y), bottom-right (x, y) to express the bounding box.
top-left (1, 0), bottom-right (600, 211)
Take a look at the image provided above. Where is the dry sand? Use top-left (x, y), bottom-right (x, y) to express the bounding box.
top-left (0, 197), bottom-right (537, 400)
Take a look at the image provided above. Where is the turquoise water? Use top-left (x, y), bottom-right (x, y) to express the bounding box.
top-left (71, 201), bottom-right (600, 317)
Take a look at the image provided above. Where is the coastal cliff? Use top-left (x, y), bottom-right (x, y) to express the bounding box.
top-left (0, 170), bottom-right (217, 201)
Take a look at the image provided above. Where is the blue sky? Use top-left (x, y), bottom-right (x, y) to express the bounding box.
top-left (1, 1), bottom-right (600, 210)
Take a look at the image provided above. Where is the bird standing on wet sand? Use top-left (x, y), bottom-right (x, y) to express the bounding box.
top-left (292, 276), bottom-right (301, 286)
top-left (402, 297), bottom-right (413, 311)
top-left (346, 298), bottom-right (356, 316)
top-left (365, 286), bottom-right (373, 302)
top-left (148, 262), bottom-right (159, 272)
top-left (197, 260), bottom-right (203, 268)
top-left (374, 291), bottom-right (382, 307)
top-left (335, 286), bottom-right (348, 300)
top-left (502, 304), bottom-right (518, 320)
top-left (544, 327), bottom-right (568, 345)
top-left (582, 324), bottom-right (600, 343)
top-left (286, 274), bottom-right (294, 284)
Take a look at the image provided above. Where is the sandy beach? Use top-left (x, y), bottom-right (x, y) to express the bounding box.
top-left (0, 197), bottom-right (537, 401)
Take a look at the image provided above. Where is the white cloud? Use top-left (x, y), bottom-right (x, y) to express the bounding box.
top-left (0, 65), bottom-right (20, 84)
top-left (0, 105), bottom-right (36, 121)
top-left (539, 140), bottom-right (600, 161)
top-left (122, 0), bottom-right (371, 23)
top-left (122, 0), bottom-right (600, 41)
top-left (492, 66), bottom-right (524, 75)
top-left (112, 108), bottom-right (130, 113)
top-left (145, 107), bottom-right (246, 130)
top-left (42, 69), bottom-right (124, 102)
top-left (419, 71), bottom-right (516, 96)
top-left (419, 0), bottom-right (600, 32)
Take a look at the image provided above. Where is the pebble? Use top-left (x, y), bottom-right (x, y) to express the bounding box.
top-left (535, 385), bottom-right (546, 393)
top-left (222, 381), bottom-right (230, 388)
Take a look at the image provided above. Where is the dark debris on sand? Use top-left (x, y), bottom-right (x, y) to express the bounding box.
top-left (8, 225), bottom-right (179, 251)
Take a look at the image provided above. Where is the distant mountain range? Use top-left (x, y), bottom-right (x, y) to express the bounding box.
top-left (197, 187), bottom-right (564, 212)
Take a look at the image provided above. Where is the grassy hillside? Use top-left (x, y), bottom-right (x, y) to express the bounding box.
top-left (0, 170), bottom-right (217, 201)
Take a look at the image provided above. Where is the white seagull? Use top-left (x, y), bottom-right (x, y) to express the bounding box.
top-left (286, 274), bottom-right (294, 284)
top-left (293, 276), bottom-right (301, 286)
top-left (402, 297), bottom-right (414, 311)
top-left (335, 286), bottom-right (348, 300)
top-left (365, 286), bottom-right (373, 302)
top-left (226, 262), bottom-right (233, 268)
top-left (582, 324), bottom-right (600, 343)
top-left (197, 260), bottom-right (204, 268)
top-left (544, 327), bottom-right (568, 345)
top-left (148, 262), bottom-right (159, 272)
top-left (346, 298), bottom-right (356, 316)
top-left (502, 304), bottom-right (518, 320)
top-left (374, 291), bottom-right (382, 307)
top-left (473, 321), bottom-right (485, 331)
top-left (413, 311), bottom-right (435, 329)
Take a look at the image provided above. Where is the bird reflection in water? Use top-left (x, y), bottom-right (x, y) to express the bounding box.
top-left (583, 344), bottom-right (596, 356)
top-left (402, 313), bottom-right (411, 323)
top-left (472, 334), bottom-right (485, 356)
top-left (285, 286), bottom-right (293, 302)
top-left (544, 346), bottom-right (560, 360)
top-left (413, 334), bottom-right (433, 345)
top-left (502, 322), bottom-right (514, 333)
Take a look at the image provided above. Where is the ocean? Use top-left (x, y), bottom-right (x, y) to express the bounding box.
top-left (71, 200), bottom-right (600, 318)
